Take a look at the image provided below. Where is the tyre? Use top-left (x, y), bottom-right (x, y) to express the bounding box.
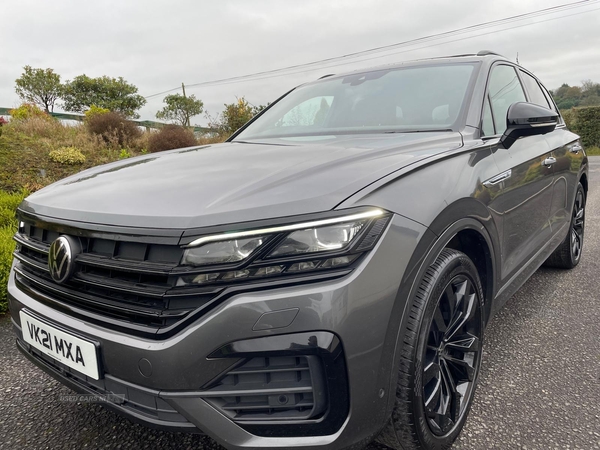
top-left (544, 182), bottom-right (586, 269)
top-left (377, 249), bottom-right (484, 450)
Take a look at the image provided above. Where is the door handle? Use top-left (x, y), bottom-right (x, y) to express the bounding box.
top-left (542, 157), bottom-right (557, 167)
top-left (570, 144), bottom-right (582, 154)
top-left (483, 169), bottom-right (511, 188)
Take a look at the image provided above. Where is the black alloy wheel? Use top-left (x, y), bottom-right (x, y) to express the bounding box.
top-left (422, 274), bottom-right (482, 436)
top-left (571, 187), bottom-right (585, 263)
top-left (377, 249), bottom-right (484, 450)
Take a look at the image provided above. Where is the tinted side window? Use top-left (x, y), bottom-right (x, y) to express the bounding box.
top-left (540, 84), bottom-right (559, 113)
top-left (488, 65), bottom-right (526, 134)
top-left (519, 71), bottom-right (550, 108)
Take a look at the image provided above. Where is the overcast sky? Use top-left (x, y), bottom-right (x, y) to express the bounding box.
top-left (1, 0), bottom-right (599, 124)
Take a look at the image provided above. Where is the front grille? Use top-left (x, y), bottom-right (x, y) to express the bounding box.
top-left (201, 356), bottom-right (327, 421)
top-left (13, 220), bottom-right (221, 334)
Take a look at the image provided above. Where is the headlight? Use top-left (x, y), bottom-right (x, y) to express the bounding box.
top-left (182, 237), bottom-right (264, 266)
top-left (269, 221), bottom-right (367, 257)
top-left (177, 209), bottom-right (389, 286)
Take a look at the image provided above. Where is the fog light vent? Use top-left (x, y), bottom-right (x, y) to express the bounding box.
top-left (201, 355), bottom-right (327, 421)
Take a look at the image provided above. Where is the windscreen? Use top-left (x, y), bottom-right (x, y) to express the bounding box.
top-left (234, 63), bottom-right (476, 140)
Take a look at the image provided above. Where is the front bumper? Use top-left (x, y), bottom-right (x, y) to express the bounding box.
top-left (9, 214), bottom-right (427, 450)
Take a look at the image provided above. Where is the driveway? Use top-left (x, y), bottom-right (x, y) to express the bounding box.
top-left (1, 158), bottom-right (599, 450)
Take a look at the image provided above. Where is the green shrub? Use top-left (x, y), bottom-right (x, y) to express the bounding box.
top-left (84, 105), bottom-right (110, 122)
top-left (119, 148), bottom-right (131, 159)
top-left (0, 190), bottom-right (28, 314)
top-left (561, 106), bottom-right (600, 148)
top-left (0, 191), bottom-right (26, 228)
top-left (9, 103), bottom-right (52, 121)
top-left (49, 146), bottom-right (86, 165)
top-left (148, 125), bottom-right (197, 153)
top-left (86, 111), bottom-right (141, 147)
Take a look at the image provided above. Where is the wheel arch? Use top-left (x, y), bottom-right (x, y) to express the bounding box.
top-left (383, 199), bottom-right (500, 419)
top-left (443, 226), bottom-right (494, 323)
top-left (580, 172), bottom-right (588, 197)
top-left (420, 198), bottom-right (500, 324)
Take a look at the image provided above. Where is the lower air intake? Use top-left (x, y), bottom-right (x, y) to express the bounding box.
top-left (201, 355), bottom-right (327, 421)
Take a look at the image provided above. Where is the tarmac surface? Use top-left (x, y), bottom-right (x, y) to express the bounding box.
top-left (1, 158), bottom-right (599, 450)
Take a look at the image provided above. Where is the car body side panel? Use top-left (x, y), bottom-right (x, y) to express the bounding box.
top-left (337, 145), bottom-right (501, 228)
top-left (544, 127), bottom-right (584, 231)
top-left (337, 128), bottom-right (577, 320)
top-left (489, 135), bottom-right (554, 284)
top-left (337, 142), bottom-right (504, 309)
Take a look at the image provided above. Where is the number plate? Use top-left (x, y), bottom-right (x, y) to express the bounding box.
top-left (20, 311), bottom-right (100, 380)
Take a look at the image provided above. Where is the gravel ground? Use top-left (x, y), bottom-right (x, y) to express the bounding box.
top-left (1, 158), bottom-right (599, 450)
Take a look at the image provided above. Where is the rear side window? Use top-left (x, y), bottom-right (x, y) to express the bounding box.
top-left (540, 84), bottom-right (559, 114)
top-left (485, 65), bottom-right (526, 135)
top-left (519, 70), bottom-right (550, 108)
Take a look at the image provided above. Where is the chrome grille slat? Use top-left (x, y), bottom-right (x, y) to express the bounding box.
top-left (75, 253), bottom-right (175, 275)
top-left (13, 251), bottom-right (49, 272)
top-left (14, 234), bottom-right (49, 254)
top-left (72, 272), bottom-right (168, 298)
top-left (14, 266), bottom-right (169, 319)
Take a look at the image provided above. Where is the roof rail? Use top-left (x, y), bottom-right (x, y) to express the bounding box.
top-left (477, 50), bottom-right (504, 57)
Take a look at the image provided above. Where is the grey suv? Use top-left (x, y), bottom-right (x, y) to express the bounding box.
top-left (9, 51), bottom-right (588, 450)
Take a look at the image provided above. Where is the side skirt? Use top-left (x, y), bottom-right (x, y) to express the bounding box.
top-left (491, 222), bottom-right (568, 317)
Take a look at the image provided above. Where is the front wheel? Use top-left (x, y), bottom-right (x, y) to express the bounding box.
top-left (377, 249), bottom-right (484, 450)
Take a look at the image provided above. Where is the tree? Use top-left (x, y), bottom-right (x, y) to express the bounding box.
top-left (15, 66), bottom-right (62, 113)
top-left (551, 80), bottom-right (600, 109)
top-left (207, 97), bottom-right (265, 136)
top-left (580, 79), bottom-right (600, 106)
top-left (61, 75), bottom-right (146, 118)
top-left (581, 79), bottom-right (600, 96)
top-left (156, 93), bottom-right (203, 127)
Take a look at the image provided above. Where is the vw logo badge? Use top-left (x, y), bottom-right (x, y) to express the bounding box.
top-left (48, 236), bottom-right (79, 283)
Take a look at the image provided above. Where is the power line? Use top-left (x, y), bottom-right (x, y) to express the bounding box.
top-left (145, 0), bottom-right (596, 97)
top-left (184, 0), bottom-right (592, 86)
top-left (143, 0), bottom-right (598, 98)
top-left (231, 5), bottom-right (600, 82)
top-left (178, 5), bottom-right (600, 90)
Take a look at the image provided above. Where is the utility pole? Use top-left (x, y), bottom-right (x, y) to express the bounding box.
top-left (181, 82), bottom-right (189, 127)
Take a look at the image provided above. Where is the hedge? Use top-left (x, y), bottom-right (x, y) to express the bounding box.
top-left (0, 190), bottom-right (28, 314)
top-left (561, 106), bottom-right (600, 148)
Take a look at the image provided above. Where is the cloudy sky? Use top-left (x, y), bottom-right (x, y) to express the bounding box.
top-left (1, 0), bottom-right (599, 124)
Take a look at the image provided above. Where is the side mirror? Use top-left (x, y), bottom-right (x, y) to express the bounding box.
top-left (499, 102), bottom-right (558, 149)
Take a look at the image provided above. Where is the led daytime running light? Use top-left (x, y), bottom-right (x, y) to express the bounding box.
top-left (184, 209), bottom-right (384, 248)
